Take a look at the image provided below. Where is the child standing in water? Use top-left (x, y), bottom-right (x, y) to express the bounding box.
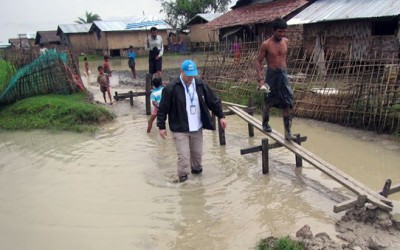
top-left (103, 55), bottom-right (112, 76)
top-left (97, 65), bottom-right (113, 105)
top-left (147, 78), bottom-right (163, 132)
top-left (128, 45), bottom-right (137, 79)
top-left (84, 57), bottom-right (90, 76)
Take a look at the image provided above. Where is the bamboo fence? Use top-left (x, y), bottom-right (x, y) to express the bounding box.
top-left (202, 41), bottom-right (400, 134)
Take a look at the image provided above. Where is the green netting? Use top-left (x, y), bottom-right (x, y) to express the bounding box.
top-left (0, 50), bottom-right (80, 105)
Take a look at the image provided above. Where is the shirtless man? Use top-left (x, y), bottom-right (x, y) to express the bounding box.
top-left (256, 18), bottom-right (294, 140)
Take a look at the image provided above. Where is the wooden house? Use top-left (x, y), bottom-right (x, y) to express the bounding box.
top-left (206, 0), bottom-right (311, 45)
top-left (8, 33), bottom-right (36, 49)
top-left (57, 24), bottom-right (94, 54)
top-left (288, 0), bottom-right (400, 60)
top-left (89, 19), bottom-right (171, 57)
top-left (35, 30), bottom-right (61, 48)
top-left (186, 13), bottom-right (223, 47)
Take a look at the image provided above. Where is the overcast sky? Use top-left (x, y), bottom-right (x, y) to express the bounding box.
top-left (1, 0), bottom-right (235, 43)
top-left (1, 0), bottom-right (166, 42)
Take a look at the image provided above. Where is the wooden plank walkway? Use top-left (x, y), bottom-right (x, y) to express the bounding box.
top-left (228, 106), bottom-right (393, 211)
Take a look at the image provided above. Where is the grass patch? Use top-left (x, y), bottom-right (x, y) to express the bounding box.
top-left (0, 59), bottom-right (16, 93)
top-left (0, 93), bottom-right (115, 132)
top-left (257, 236), bottom-right (304, 250)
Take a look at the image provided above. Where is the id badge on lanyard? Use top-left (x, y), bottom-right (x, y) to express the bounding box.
top-left (190, 105), bottom-right (196, 114)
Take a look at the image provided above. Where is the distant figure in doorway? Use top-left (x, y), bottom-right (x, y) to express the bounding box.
top-left (128, 45), bottom-right (137, 79)
top-left (97, 65), bottom-right (113, 105)
top-left (39, 44), bottom-right (48, 55)
top-left (176, 33), bottom-right (185, 54)
top-left (145, 26), bottom-right (163, 79)
top-left (233, 38), bottom-right (241, 63)
top-left (147, 78), bottom-right (164, 133)
top-left (256, 17), bottom-right (294, 140)
top-left (168, 32), bottom-right (177, 52)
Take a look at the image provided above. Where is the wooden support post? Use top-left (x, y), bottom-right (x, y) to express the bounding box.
top-left (262, 138), bottom-right (269, 174)
top-left (129, 91), bottom-right (133, 106)
top-left (380, 179), bottom-right (392, 198)
top-left (218, 118), bottom-right (226, 146)
top-left (114, 91), bottom-right (118, 101)
top-left (247, 96), bottom-right (254, 137)
top-left (295, 134), bottom-right (303, 167)
top-left (145, 73), bottom-right (151, 115)
top-left (240, 136), bottom-right (307, 155)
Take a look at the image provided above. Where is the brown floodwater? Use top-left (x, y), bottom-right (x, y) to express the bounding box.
top-left (0, 75), bottom-right (400, 249)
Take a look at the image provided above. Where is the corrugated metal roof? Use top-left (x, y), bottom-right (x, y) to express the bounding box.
top-left (93, 20), bottom-right (130, 31)
top-left (288, 0), bottom-right (400, 25)
top-left (186, 13), bottom-right (223, 26)
top-left (126, 20), bottom-right (171, 30)
top-left (198, 13), bottom-right (223, 22)
top-left (0, 41), bottom-right (11, 48)
top-left (92, 17), bottom-right (171, 32)
top-left (206, 0), bottom-right (309, 29)
top-left (57, 23), bottom-right (92, 34)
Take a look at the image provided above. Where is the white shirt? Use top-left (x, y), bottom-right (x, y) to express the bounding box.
top-left (145, 35), bottom-right (164, 57)
top-left (180, 75), bottom-right (202, 132)
top-left (39, 47), bottom-right (48, 54)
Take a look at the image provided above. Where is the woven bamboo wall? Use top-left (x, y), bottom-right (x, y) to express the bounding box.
top-left (67, 33), bottom-right (97, 53)
top-left (189, 24), bottom-right (219, 43)
top-left (303, 20), bottom-right (400, 60)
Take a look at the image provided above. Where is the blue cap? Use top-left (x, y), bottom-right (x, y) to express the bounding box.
top-left (181, 60), bottom-right (198, 76)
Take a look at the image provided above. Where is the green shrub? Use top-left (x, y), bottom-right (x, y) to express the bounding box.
top-left (0, 60), bottom-right (16, 93)
top-left (257, 236), bottom-right (304, 250)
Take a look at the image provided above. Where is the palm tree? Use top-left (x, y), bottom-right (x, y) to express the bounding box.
top-left (75, 11), bottom-right (102, 24)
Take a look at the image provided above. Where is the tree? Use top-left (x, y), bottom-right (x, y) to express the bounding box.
top-left (75, 11), bottom-right (102, 24)
top-left (158, 0), bottom-right (231, 29)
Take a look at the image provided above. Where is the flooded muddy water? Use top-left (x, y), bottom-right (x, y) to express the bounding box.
top-left (0, 74), bottom-right (400, 249)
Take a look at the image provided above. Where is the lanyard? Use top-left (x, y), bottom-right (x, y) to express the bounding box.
top-left (183, 81), bottom-right (195, 105)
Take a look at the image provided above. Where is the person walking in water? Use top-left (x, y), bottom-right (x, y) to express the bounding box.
top-left (157, 60), bottom-right (227, 183)
top-left (145, 27), bottom-right (164, 80)
top-left (256, 18), bottom-right (295, 140)
top-left (147, 78), bottom-right (163, 133)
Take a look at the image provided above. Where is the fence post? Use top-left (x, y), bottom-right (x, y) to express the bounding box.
top-left (129, 91), bottom-right (134, 106)
top-left (262, 138), bottom-right (269, 174)
top-left (295, 134), bottom-right (303, 167)
top-left (145, 73), bottom-right (151, 115)
top-left (247, 96), bottom-right (254, 137)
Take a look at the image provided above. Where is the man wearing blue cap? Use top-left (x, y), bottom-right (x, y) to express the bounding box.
top-left (157, 60), bottom-right (227, 182)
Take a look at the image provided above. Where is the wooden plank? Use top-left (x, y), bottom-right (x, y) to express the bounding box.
top-left (229, 106), bottom-right (393, 211)
top-left (222, 101), bottom-right (248, 109)
top-left (240, 136), bottom-right (307, 155)
top-left (333, 195), bottom-right (367, 213)
top-left (335, 184), bottom-right (400, 213)
top-left (387, 184), bottom-right (400, 196)
top-left (241, 146), bottom-right (262, 155)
